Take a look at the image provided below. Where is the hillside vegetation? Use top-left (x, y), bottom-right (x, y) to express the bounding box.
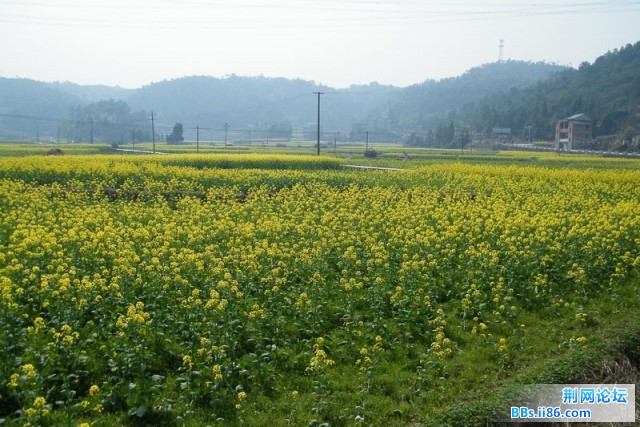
top-left (426, 42), bottom-right (640, 145)
top-left (383, 61), bottom-right (566, 131)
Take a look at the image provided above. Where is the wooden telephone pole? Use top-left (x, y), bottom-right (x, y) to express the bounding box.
top-left (313, 92), bottom-right (324, 156)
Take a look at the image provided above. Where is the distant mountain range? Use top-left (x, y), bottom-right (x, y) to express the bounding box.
top-left (1, 41), bottom-right (638, 147)
top-left (0, 75), bottom-right (399, 141)
top-left (0, 62), bottom-right (561, 142)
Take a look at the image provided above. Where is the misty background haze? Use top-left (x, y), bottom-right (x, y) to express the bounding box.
top-left (2, 40), bottom-right (640, 151)
top-left (1, 0), bottom-right (639, 88)
top-left (1, 1), bottom-right (640, 150)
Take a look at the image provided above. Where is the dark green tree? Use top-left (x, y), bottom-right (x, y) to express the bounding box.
top-left (65, 99), bottom-right (134, 143)
top-left (459, 127), bottom-right (471, 150)
top-left (268, 120), bottom-right (293, 141)
top-left (167, 123), bottom-right (184, 144)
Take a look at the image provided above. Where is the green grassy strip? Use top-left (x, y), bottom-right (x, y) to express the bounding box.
top-left (429, 281), bottom-right (640, 427)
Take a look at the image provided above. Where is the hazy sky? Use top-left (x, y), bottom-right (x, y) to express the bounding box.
top-left (1, 0), bottom-right (639, 89)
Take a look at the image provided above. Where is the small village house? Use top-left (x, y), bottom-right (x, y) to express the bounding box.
top-left (555, 113), bottom-right (593, 150)
top-left (492, 127), bottom-right (511, 144)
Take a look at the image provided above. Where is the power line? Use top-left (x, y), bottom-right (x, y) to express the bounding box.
top-left (1, 1), bottom-right (638, 30)
top-left (0, 112), bottom-right (66, 123)
top-left (0, 112), bottom-right (150, 127)
top-left (3, 0), bottom-right (637, 13)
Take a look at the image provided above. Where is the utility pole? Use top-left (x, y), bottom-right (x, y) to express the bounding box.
top-left (89, 119), bottom-right (93, 144)
top-left (366, 131), bottom-right (369, 151)
top-left (334, 132), bottom-right (337, 155)
top-left (151, 111), bottom-right (156, 153)
top-left (313, 92), bottom-right (324, 156)
top-left (196, 126), bottom-right (200, 153)
top-left (224, 123), bottom-right (229, 147)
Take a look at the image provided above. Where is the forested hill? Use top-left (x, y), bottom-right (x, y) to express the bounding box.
top-left (0, 78), bottom-right (83, 137)
top-left (0, 75), bottom-right (398, 140)
top-left (47, 81), bottom-right (134, 103)
top-left (126, 75), bottom-right (398, 132)
top-left (454, 41), bottom-right (640, 141)
top-left (383, 60), bottom-right (567, 131)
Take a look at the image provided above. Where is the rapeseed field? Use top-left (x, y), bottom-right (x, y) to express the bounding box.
top-left (1, 153), bottom-right (638, 425)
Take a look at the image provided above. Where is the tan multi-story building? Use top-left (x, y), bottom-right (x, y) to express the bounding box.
top-left (555, 114), bottom-right (592, 150)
